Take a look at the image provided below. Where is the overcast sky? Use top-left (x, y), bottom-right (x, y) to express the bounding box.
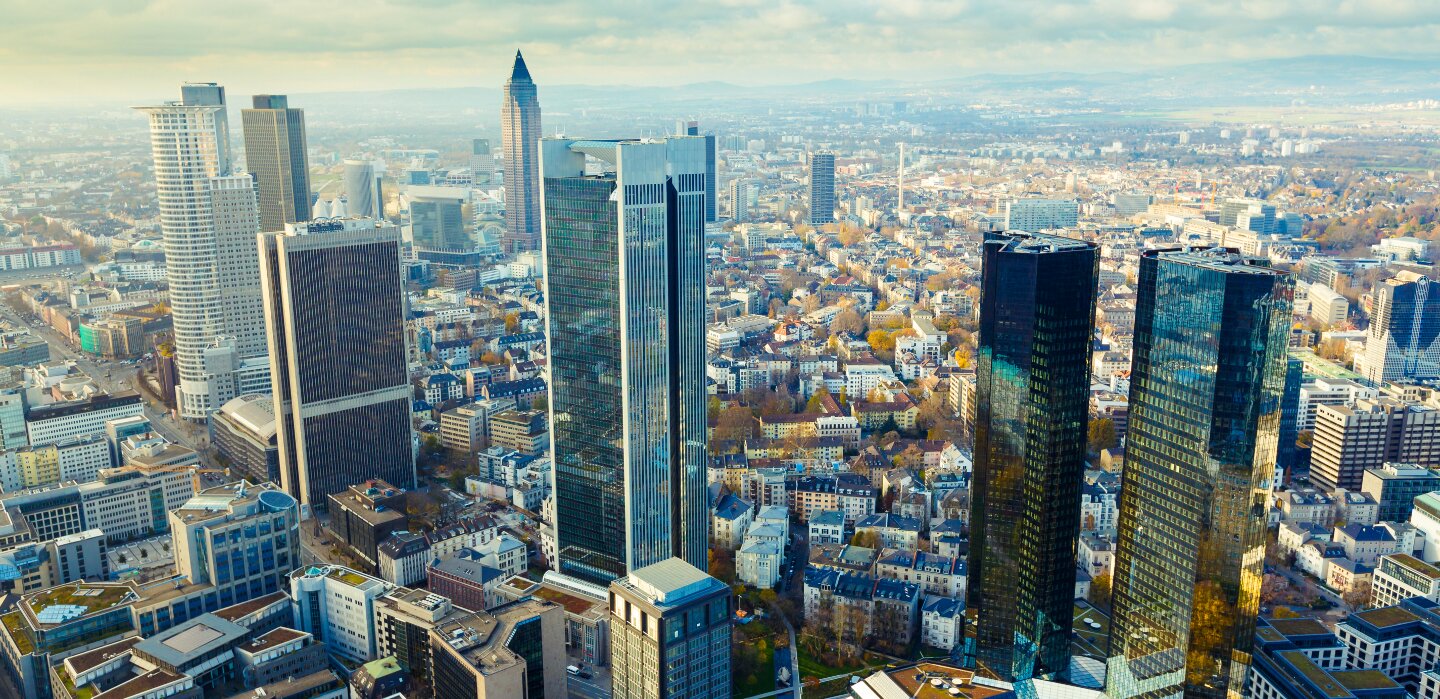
top-left (3, 0), bottom-right (1438, 105)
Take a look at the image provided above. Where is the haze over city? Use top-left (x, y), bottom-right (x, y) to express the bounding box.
top-left (1, 4), bottom-right (1440, 699)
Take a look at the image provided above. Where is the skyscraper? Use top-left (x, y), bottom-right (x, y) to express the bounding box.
top-left (1106, 247), bottom-right (1292, 699)
top-left (501, 50), bottom-right (542, 253)
top-left (471, 138), bottom-right (494, 184)
top-left (541, 136), bottom-right (708, 585)
top-left (260, 217), bottom-right (416, 509)
top-left (179, 82), bottom-right (231, 174)
top-left (137, 83), bottom-right (268, 419)
top-left (729, 179), bottom-right (750, 222)
top-left (242, 94), bottom-right (312, 232)
top-left (970, 232), bottom-right (1097, 682)
top-left (809, 152), bottom-right (836, 225)
top-left (676, 121), bottom-right (718, 223)
top-left (343, 159), bottom-right (383, 221)
top-left (1363, 271), bottom-right (1440, 384)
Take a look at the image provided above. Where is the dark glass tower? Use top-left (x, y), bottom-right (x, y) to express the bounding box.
top-left (1106, 247), bottom-right (1293, 699)
top-left (242, 94), bottom-right (312, 232)
top-left (260, 218), bottom-right (416, 510)
top-left (542, 137), bottom-right (708, 585)
top-left (501, 50), bottom-right (542, 253)
top-left (969, 232), bottom-right (1097, 682)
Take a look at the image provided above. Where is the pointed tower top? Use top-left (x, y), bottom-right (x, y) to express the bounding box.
top-left (509, 50), bottom-right (532, 83)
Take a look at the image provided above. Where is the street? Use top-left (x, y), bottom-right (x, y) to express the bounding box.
top-left (2, 305), bottom-right (207, 456)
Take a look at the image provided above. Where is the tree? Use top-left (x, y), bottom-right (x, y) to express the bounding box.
top-left (479, 351), bottom-right (505, 365)
top-left (1270, 606), bottom-right (1301, 619)
top-left (530, 394), bottom-right (548, 411)
top-left (1260, 573), bottom-right (1290, 605)
top-left (504, 312), bottom-right (520, 334)
top-left (805, 387), bottom-right (832, 414)
top-left (1343, 579), bottom-right (1372, 610)
top-left (1088, 418), bottom-right (1118, 454)
top-left (838, 226), bottom-right (864, 246)
top-left (830, 308), bottom-right (864, 336)
top-left (1088, 571), bottom-right (1112, 609)
top-left (713, 406), bottom-right (758, 450)
top-left (850, 530), bottom-right (878, 548)
top-left (867, 329), bottom-right (896, 356)
top-left (708, 395), bottom-right (723, 420)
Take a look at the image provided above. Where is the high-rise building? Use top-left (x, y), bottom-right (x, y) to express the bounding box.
top-left (675, 122), bottom-right (718, 223)
top-left (1004, 199), bottom-right (1080, 232)
top-left (428, 600), bottom-right (568, 699)
top-left (809, 152), bottom-right (836, 225)
top-left (242, 94), bottom-right (312, 232)
top-left (407, 188), bottom-right (470, 253)
top-left (1107, 247), bottom-right (1292, 699)
top-left (179, 82), bottom-right (232, 174)
top-left (1309, 398), bottom-right (1440, 491)
top-left (541, 137), bottom-right (708, 585)
top-left (343, 159), bottom-right (383, 221)
top-left (1364, 271), bottom-right (1440, 385)
top-left (260, 217), bottom-right (416, 510)
top-left (471, 138), bottom-right (494, 184)
top-left (970, 232), bottom-right (1098, 682)
top-left (608, 558), bottom-right (731, 699)
top-left (729, 179), bottom-right (750, 222)
top-left (137, 84), bottom-right (268, 419)
top-left (501, 50), bottom-right (542, 253)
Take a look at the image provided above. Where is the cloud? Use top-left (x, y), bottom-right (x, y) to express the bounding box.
top-left (0, 0), bottom-right (1437, 104)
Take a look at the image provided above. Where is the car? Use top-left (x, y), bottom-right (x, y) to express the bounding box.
top-left (566, 665), bottom-right (581, 677)
top-left (578, 671), bottom-right (593, 680)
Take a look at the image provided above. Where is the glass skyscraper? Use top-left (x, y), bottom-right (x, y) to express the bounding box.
top-left (1106, 247), bottom-right (1293, 699)
top-left (541, 137), bottom-right (708, 585)
top-left (969, 232), bottom-right (1097, 682)
top-left (1363, 271), bottom-right (1440, 384)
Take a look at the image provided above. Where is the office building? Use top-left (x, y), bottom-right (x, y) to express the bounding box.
top-left (1364, 272), bottom-right (1440, 384)
top-left (471, 138), bottom-right (494, 184)
top-left (970, 232), bottom-right (1097, 682)
top-left (25, 392), bottom-right (142, 446)
top-left (1362, 464), bottom-right (1440, 524)
top-left (377, 531), bottom-right (430, 588)
top-left (1107, 247), bottom-right (1292, 699)
top-left (241, 94), bottom-right (311, 232)
top-left (809, 152), bottom-right (836, 224)
top-left (541, 137), bottom-right (708, 584)
top-left (1307, 282), bottom-right (1349, 326)
top-left (729, 178), bottom-right (750, 222)
top-left (290, 564), bottom-right (393, 664)
top-left (429, 600), bottom-right (567, 699)
top-left (373, 586), bottom-right (464, 686)
top-left (1310, 398), bottom-right (1440, 491)
top-left (489, 409), bottom-right (546, 456)
top-left (608, 558), bottom-right (730, 699)
top-left (343, 159), bottom-right (384, 221)
top-left (1004, 199), bottom-right (1080, 232)
top-left (327, 479), bottom-right (408, 570)
top-left (209, 393), bottom-right (280, 485)
top-left (164, 481), bottom-right (301, 631)
top-left (137, 84), bottom-right (268, 419)
top-left (407, 188), bottom-right (470, 254)
top-left (678, 121), bottom-right (717, 223)
top-left (501, 50), bottom-right (542, 252)
top-left (260, 218), bottom-right (416, 509)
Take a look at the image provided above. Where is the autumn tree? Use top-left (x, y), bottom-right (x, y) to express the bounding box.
top-left (850, 530), bottom-right (878, 548)
top-left (1088, 418), bottom-right (1118, 454)
top-left (805, 387), bottom-right (832, 414)
top-left (1088, 572), bottom-right (1112, 609)
top-left (712, 406), bottom-right (758, 451)
top-left (1343, 579), bottom-right (1372, 610)
top-left (504, 312), bottom-right (520, 334)
top-left (830, 308), bottom-right (864, 336)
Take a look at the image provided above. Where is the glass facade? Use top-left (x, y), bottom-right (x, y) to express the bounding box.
top-left (544, 138), bottom-right (709, 585)
top-left (970, 232), bottom-right (1097, 682)
top-left (1106, 248), bottom-right (1293, 699)
top-left (409, 196), bottom-right (469, 252)
top-left (506, 616), bottom-right (547, 699)
top-left (502, 51), bottom-right (542, 252)
top-left (241, 97), bottom-right (311, 233)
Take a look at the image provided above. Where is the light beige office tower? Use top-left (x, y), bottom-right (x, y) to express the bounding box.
top-left (242, 94), bottom-right (312, 232)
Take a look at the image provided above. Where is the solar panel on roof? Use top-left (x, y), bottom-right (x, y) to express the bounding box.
top-left (35, 604), bottom-right (88, 624)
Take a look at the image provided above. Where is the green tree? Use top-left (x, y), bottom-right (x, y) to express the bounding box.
top-left (1088, 572), bottom-right (1112, 609)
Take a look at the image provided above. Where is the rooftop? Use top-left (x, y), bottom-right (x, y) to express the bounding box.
top-left (625, 558), bottom-right (724, 606)
top-left (1352, 605), bottom-right (1421, 630)
top-left (239, 627), bottom-right (306, 655)
top-left (91, 668), bottom-right (186, 699)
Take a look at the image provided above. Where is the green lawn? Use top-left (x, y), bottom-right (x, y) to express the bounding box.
top-left (802, 677), bottom-right (853, 699)
top-left (733, 651), bottom-right (776, 698)
top-left (796, 646), bottom-right (878, 681)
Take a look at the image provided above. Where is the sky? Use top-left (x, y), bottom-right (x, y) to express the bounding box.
top-left (2, 0), bottom-right (1439, 105)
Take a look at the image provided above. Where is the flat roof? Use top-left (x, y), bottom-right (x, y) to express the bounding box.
top-left (134, 613), bottom-right (249, 666)
top-left (626, 558), bottom-right (722, 606)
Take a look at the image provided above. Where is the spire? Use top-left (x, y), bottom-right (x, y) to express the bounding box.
top-left (509, 50), bottom-right (532, 83)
